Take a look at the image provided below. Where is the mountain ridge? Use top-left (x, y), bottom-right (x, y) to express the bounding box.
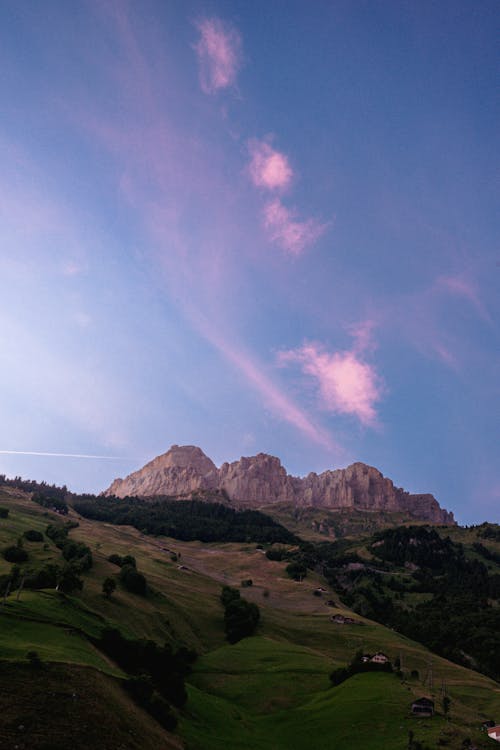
top-left (105, 445), bottom-right (455, 525)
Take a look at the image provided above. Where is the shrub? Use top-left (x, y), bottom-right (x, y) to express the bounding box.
top-left (23, 529), bottom-right (44, 542)
top-left (0, 507), bottom-right (9, 518)
top-left (3, 545), bottom-right (28, 563)
top-left (241, 579), bottom-right (253, 588)
top-left (108, 553), bottom-right (123, 566)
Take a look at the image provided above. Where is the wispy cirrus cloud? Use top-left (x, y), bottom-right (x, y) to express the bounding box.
top-left (194, 17), bottom-right (243, 94)
top-left (263, 199), bottom-right (328, 256)
top-left (279, 339), bottom-right (383, 425)
top-left (247, 139), bottom-right (293, 191)
top-left (436, 274), bottom-right (491, 323)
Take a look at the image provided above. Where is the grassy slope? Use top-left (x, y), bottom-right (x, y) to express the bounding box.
top-left (1, 488), bottom-right (499, 750)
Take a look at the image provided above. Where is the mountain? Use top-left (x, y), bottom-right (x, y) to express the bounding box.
top-left (105, 445), bottom-right (454, 525)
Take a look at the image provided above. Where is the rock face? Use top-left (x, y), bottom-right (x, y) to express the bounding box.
top-left (105, 445), bottom-right (455, 525)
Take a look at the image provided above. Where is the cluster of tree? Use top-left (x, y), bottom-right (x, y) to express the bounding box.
top-left (0, 475), bottom-right (68, 501)
top-left (329, 650), bottom-right (393, 686)
top-left (95, 627), bottom-right (196, 729)
top-left (108, 553), bottom-right (136, 568)
top-left (46, 522), bottom-right (93, 573)
top-left (220, 586), bottom-right (260, 643)
top-left (31, 491), bottom-right (68, 515)
top-left (72, 495), bottom-right (297, 544)
top-left (473, 541), bottom-right (500, 565)
top-left (106, 552), bottom-right (147, 595)
top-left (23, 529), bottom-right (44, 542)
top-left (3, 543), bottom-right (29, 563)
top-left (476, 523), bottom-right (500, 541)
top-left (0, 560), bottom-right (84, 595)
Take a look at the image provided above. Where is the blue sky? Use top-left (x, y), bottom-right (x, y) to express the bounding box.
top-left (0, 0), bottom-right (498, 524)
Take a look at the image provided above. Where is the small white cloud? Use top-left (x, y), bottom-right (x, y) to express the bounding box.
top-left (279, 342), bottom-right (383, 425)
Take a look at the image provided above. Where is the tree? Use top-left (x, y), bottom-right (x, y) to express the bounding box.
top-left (286, 561), bottom-right (307, 581)
top-left (119, 564), bottom-right (147, 595)
top-left (442, 695), bottom-right (451, 719)
top-left (102, 577), bottom-right (116, 598)
top-left (224, 598), bottom-right (260, 643)
top-left (56, 564), bottom-right (83, 594)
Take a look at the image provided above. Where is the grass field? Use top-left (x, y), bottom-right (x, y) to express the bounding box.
top-left (1, 488), bottom-right (499, 750)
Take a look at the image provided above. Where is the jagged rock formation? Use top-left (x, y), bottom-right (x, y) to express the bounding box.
top-left (105, 445), bottom-right (455, 525)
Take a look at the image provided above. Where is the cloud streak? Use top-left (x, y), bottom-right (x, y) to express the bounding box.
top-left (194, 17), bottom-right (243, 94)
top-left (0, 450), bottom-right (130, 460)
top-left (279, 342), bottom-right (383, 425)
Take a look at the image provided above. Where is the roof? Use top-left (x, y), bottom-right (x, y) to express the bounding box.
top-left (412, 697), bottom-right (435, 706)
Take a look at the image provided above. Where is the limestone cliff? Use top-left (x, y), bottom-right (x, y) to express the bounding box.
top-left (104, 445), bottom-right (455, 525)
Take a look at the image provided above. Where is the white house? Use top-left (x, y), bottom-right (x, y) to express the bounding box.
top-left (487, 726), bottom-right (500, 742)
top-left (371, 652), bottom-right (389, 664)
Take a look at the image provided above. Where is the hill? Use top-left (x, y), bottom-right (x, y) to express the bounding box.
top-left (0, 484), bottom-right (498, 750)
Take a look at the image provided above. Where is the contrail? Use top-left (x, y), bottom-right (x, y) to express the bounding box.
top-left (0, 450), bottom-right (131, 460)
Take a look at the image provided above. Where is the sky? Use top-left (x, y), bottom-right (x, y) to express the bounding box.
top-left (0, 0), bottom-right (498, 525)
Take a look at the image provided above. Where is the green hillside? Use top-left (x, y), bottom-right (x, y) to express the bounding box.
top-left (1, 486), bottom-right (499, 750)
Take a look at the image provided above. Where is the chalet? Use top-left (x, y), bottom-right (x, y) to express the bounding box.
top-left (371, 652), bottom-right (389, 664)
top-left (487, 726), bottom-right (500, 742)
top-left (411, 697), bottom-right (435, 717)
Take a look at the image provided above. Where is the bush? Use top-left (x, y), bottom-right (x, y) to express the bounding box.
top-left (120, 564), bottom-right (147, 595)
top-left (3, 545), bottom-right (28, 563)
top-left (0, 507), bottom-right (9, 518)
top-left (23, 529), bottom-right (44, 542)
top-left (108, 553), bottom-right (123, 566)
top-left (241, 579), bottom-right (253, 588)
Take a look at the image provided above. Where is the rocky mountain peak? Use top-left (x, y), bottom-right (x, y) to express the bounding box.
top-left (104, 445), bottom-right (455, 525)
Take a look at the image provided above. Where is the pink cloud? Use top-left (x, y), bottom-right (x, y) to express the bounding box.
top-left (263, 199), bottom-right (327, 256)
top-left (194, 18), bottom-right (242, 94)
top-left (279, 343), bottom-right (383, 425)
top-left (247, 140), bottom-right (293, 191)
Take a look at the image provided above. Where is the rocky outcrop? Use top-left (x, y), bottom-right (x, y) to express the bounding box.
top-left (104, 445), bottom-right (455, 525)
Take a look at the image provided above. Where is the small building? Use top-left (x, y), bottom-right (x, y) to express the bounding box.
top-left (487, 726), bottom-right (500, 742)
top-left (411, 697), bottom-right (435, 717)
top-left (361, 654), bottom-right (372, 663)
top-left (371, 652), bottom-right (389, 664)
